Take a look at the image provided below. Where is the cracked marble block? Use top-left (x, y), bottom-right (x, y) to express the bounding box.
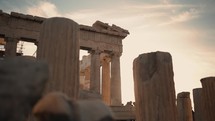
top-left (133, 51), bottom-right (177, 121)
top-left (37, 17), bottom-right (80, 99)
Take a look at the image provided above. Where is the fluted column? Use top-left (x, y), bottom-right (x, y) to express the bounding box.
top-left (90, 49), bottom-right (101, 93)
top-left (133, 51), bottom-right (177, 121)
top-left (110, 52), bottom-right (122, 106)
top-left (5, 37), bottom-right (18, 57)
top-left (102, 55), bottom-right (111, 105)
top-left (37, 17), bottom-right (80, 99)
top-left (193, 88), bottom-right (204, 121)
top-left (83, 67), bottom-right (90, 90)
top-left (177, 92), bottom-right (193, 121)
top-left (200, 77), bottom-right (215, 121)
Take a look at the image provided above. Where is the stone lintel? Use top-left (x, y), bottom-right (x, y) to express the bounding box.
top-left (10, 12), bottom-right (44, 23)
top-left (3, 10), bottom-right (129, 37)
top-left (92, 20), bottom-right (129, 35)
top-left (90, 48), bottom-right (101, 55)
top-left (111, 51), bottom-right (122, 57)
top-left (4, 37), bottom-right (19, 42)
top-left (80, 24), bottom-right (128, 38)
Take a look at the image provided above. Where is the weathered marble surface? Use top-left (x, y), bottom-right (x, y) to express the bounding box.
top-left (37, 17), bottom-right (80, 99)
top-left (177, 92), bottom-right (193, 121)
top-left (133, 51), bottom-right (177, 121)
top-left (193, 88), bottom-right (204, 121)
top-left (200, 77), bottom-right (215, 121)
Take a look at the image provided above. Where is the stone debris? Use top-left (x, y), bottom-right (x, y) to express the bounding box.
top-left (0, 56), bottom-right (48, 121)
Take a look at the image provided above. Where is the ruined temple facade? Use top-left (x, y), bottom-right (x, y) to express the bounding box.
top-left (0, 10), bottom-right (135, 120)
top-left (80, 52), bottom-right (122, 106)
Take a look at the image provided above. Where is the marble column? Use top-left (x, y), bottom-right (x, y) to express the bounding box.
top-left (37, 17), bottom-right (80, 99)
top-left (133, 51), bottom-right (177, 121)
top-left (90, 49), bottom-right (101, 93)
top-left (85, 67), bottom-right (90, 82)
top-left (110, 52), bottom-right (122, 106)
top-left (84, 67), bottom-right (90, 90)
top-left (5, 37), bottom-right (18, 57)
top-left (102, 55), bottom-right (111, 105)
top-left (200, 77), bottom-right (215, 121)
top-left (193, 88), bottom-right (204, 121)
top-left (177, 92), bottom-right (193, 121)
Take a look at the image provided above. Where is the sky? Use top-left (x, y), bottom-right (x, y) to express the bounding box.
top-left (1, 0), bottom-right (215, 105)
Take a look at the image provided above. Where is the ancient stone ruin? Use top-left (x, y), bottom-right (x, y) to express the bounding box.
top-left (133, 52), bottom-right (178, 121)
top-left (0, 10), bottom-right (215, 121)
top-left (0, 10), bottom-right (134, 121)
top-left (132, 51), bottom-right (215, 121)
top-left (37, 17), bottom-right (80, 99)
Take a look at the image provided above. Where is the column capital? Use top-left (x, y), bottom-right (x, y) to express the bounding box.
top-left (4, 37), bottom-right (19, 43)
top-left (111, 51), bottom-right (122, 57)
top-left (34, 41), bottom-right (39, 46)
top-left (102, 56), bottom-right (111, 63)
top-left (89, 48), bottom-right (101, 55)
top-left (100, 53), bottom-right (111, 63)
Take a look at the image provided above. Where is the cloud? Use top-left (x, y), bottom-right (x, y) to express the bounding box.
top-left (159, 8), bottom-right (199, 26)
top-left (60, 3), bottom-right (194, 27)
top-left (19, 0), bottom-right (200, 29)
top-left (26, 1), bottom-right (61, 17)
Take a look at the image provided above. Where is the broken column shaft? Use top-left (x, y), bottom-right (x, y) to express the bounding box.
top-left (193, 88), bottom-right (204, 121)
top-left (133, 51), bottom-right (177, 121)
top-left (177, 92), bottom-right (193, 121)
top-left (37, 17), bottom-right (80, 99)
top-left (200, 77), bottom-right (215, 121)
top-left (4, 37), bottom-right (18, 57)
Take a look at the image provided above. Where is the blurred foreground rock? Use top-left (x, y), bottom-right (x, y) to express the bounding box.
top-left (0, 56), bottom-right (48, 121)
top-left (33, 92), bottom-right (114, 121)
